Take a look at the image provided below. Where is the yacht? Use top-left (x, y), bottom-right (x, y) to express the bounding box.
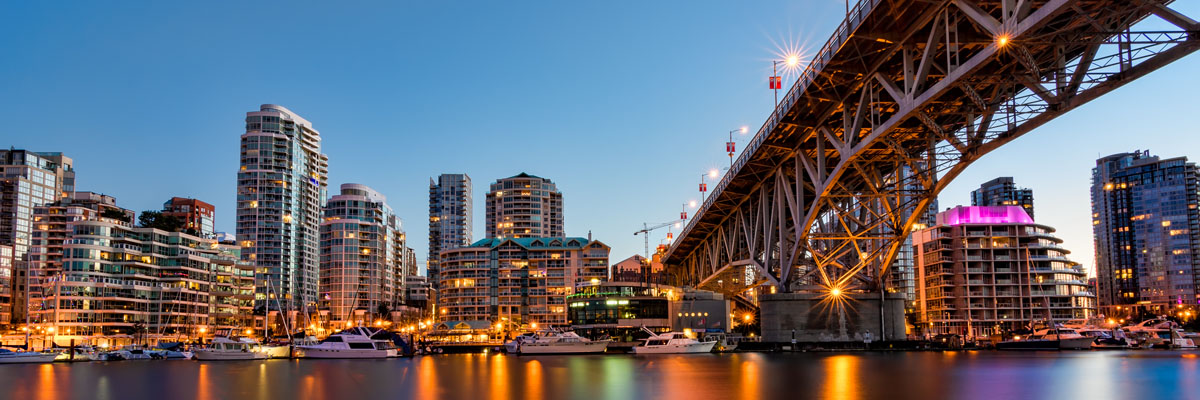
top-left (295, 327), bottom-right (398, 359)
top-left (255, 343), bottom-right (292, 359)
top-left (632, 328), bottom-right (717, 354)
top-left (1126, 318), bottom-right (1197, 349)
top-left (508, 330), bottom-right (610, 355)
top-left (54, 346), bottom-right (102, 362)
top-left (1078, 328), bottom-right (1129, 349)
top-left (194, 337), bottom-right (268, 361)
top-left (0, 348), bottom-right (59, 364)
top-left (997, 328), bottom-right (1093, 350)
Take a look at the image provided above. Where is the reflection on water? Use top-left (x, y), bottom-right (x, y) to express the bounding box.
top-left (1, 351), bottom-right (1198, 400)
top-left (824, 355), bottom-right (859, 400)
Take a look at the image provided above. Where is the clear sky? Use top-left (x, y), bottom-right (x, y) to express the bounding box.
top-left (3, 1), bottom-right (1199, 276)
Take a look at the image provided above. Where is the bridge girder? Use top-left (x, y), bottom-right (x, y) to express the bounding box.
top-left (666, 0), bottom-right (1200, 299)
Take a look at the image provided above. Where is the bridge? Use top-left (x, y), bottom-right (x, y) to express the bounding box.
top-left (663, 0), bottom-right (1199, 304)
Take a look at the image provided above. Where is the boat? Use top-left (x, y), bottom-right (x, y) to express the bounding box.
top-left (1126, 318), bottom-right (1197, 349)
top-left (0, 348), bottom-right (60, 364)
top-left (54, 346), bottom-right (102, 362)
top-left (255, 342), bottom-right (292, 359)
top-left (193, 336), bottom-right (268, 361)
top-left (1038, 328), bottom-right (1095, 350)
top-left (508, 330), bottom-right (609, 355)
top-left (995, 333), bottom-right (1059, 350)
top-left (1078, 328), bottom-right (1129, 349)
top-left (631, 328), bottom-right (717, 354)
top-left (295, 327), bottom-right (398, 359)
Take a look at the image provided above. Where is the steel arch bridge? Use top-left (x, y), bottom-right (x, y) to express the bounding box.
top-left (663, 0), bottom-right (1200, 301)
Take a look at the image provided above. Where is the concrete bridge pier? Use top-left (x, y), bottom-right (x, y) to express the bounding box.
top-left (760, 293), bottom-right (906, 343)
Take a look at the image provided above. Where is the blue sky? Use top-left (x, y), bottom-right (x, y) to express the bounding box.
top-left (3, 1), bottom-right (1199, 275)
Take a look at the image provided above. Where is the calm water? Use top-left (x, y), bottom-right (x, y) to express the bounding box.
top-left (2, 351), bottom-right (1198, 400)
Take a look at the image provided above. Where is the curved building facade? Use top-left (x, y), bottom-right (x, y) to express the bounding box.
top-left (236, 104), bottom-right (329, 308)
top-left (913, 206), bottom-right (1096, 337)
top-left (485, 173), bottom-right (563, 239)
top-left (319, 184), bottom-right (410, 326)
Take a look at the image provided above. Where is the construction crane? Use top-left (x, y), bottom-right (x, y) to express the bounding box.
top-left (634, 220), bottom-right (683, 259)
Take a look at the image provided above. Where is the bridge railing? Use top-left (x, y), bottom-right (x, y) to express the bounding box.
top-left (669, 0), bottom-right (880, 259)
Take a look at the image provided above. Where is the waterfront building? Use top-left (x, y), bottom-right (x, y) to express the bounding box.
top-left (437, 237), bottom-right (609, 327)
top-left (971, 177), bottom-right (1035, 219)
top-left (0, 150), bottom-right (75, 260)
top-left (1092, 151), bottom-right (1200, 315)
top-left (0, 244), bottom-right (11, 326)
top-left (161, 197), bottom-right (216, 237)
top-left (427, 174), bottom-right (472, 289)
top-left (485, 173), bottom-right (564, 239)
top-left (21, 192), bottom-right (134, 326)
top-left (236, 104), bottom-right (329, 308)
top-left (567, 282), bottom-right (730, 340)
top-left (318, 184), bottom-right (411, 327)
top-left (30, 207), bottom-right (254, 343)
top-left (913, 206), bottom-right (1096, 337)
top-left (887, 166), bottom-right (939, 304)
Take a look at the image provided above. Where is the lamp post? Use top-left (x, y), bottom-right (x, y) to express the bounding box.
top-left (726, 127), bottom-right (749, 168)
top-left (770, 56), bottom-right (801, 106)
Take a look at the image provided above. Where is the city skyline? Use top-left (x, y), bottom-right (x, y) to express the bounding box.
top-left (3, 1), bottom-right (1200, 276)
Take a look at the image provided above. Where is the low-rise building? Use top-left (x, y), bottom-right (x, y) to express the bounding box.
top-left (566, 282), bottom-right (730, 340)
top-left (913, 206), bottom-right (1097, 337)
top-left (437, 237), bottom-right (609, 327)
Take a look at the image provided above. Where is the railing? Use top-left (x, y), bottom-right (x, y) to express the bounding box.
top-left (668, 0), bottom-right (880, 259)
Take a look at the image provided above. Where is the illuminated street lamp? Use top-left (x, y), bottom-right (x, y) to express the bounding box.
top-left (770, 55), bottom-right (802, 105)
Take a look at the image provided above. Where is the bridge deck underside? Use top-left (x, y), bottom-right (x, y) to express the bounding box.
top-left (667, 0), bottom-right (1199, 299)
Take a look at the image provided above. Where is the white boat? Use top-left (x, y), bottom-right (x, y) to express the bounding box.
top-left (632, 328), bottom-right (717, 354)
top-left (0, 348), bottom-right (60, 364)
top-left (1126, 318), bottom-right (1197, 349)
top-left (509, 330), bottom-right (609, 355)
top-left (295, 327), bottom-right (397, 359)
top-left (54, 347), bottom-right (102, 362)
top-left (194, 337), bottom-right (268, 361)
top-left (255, 344), bottom-right (292, 359)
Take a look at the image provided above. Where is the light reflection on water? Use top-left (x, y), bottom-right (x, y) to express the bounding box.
top-left (1, 351), bottom-right (1197, 400)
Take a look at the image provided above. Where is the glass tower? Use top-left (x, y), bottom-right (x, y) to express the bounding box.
top-left (236, 104), bottom-right (329, 309)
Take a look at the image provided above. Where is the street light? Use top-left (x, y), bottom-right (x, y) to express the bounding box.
top-left (771, 55), bottom-right (802, 105)
top-left (726, 126), bottom-right (749, 167)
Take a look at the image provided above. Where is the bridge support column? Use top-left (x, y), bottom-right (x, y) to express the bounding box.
top-left (760, 292), bottom-right (905, 343)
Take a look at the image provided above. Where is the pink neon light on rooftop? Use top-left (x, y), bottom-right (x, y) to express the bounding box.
top-left (936, 206), bottom-right (1034, 226)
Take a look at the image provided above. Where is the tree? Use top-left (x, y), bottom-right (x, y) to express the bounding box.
top-left (138, 210), bottom-right (186, 232)
top-left (376, 303), bottom-right (392, 321)
top-left (100, 208), bottom-right (131, 223)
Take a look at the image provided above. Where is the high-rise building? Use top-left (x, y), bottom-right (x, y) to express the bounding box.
top-left (428, 174), bottom-right (472, 288)
top-left (0, 244), bottom-right (12, 326)
top-left (236, 104), bottom-right (329, 308)
top-left (971, 177), bottom-right (1035, 220)
top-left (913, 206), bottom-right (1096, 337)
top-left (888, 165), bottom-right (940, 304)
top-left (485, 173), bottom-right (564, 239)
top-left (0, 150), bottom-right (74, 259)
top-left (318, 184), bottom-right (409, 326)
top-left (162, 197), bottom-right (216, 237)
top-left (437, 237), bottom-right (609, 327)
top-left (1092, 151), bottom-right (1200, 314)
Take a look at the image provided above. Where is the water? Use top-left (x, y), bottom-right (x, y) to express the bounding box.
top-left (2, 351), bottom-right (1198, 400)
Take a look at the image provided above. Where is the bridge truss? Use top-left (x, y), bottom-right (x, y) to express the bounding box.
top-left (664, 0), bottom-right (1200, 299)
